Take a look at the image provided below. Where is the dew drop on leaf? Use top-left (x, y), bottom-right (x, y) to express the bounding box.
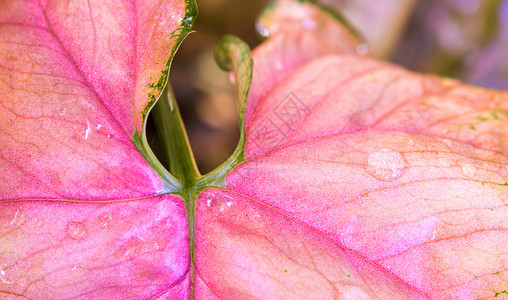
top-left (83, 121), bottom-right (91, 140)
top-left (255, 22), bottom-right (270, 38)
top-left (0, 268), bottom-right (12, 285)
top-left (366, 149), bottom-right (408, 182)
top-left (461, 163), bottom-right (477, 178)
top-left (205, 193), bottom-right (234, 213)
top-left (65, 222), bottom-right (88, 241)
top-left (9, 208), bottom-right (25, 228)
top-left (97, 212), bottom-right (113, 230)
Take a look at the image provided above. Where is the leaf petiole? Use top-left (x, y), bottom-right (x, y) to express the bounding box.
top-left (152, 83), bottom-right (201, 186)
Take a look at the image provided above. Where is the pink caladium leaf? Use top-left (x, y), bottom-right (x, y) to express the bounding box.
top-left (2, 0), bottom-right (508, 299)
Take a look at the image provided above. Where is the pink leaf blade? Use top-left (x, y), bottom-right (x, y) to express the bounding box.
top-left (2, 0), bottom-right (186, 136)
top-left (195, 189), bottom-right (428, 299)
top-left (222, 0), bottom-right (508, 298)
top-left (246, 0), bottom-right (361, 128)
top-left (0, 194), bottom-right (189, 299)
top-left (245, 52), bottom-right (508, 160)
top-left (0, 93), bottom-right (163, 199)
top-left (228, 129), bottom-right (508, 297)
top-left (246, 1), bottom-right (508, 160)
top-left (0, 0), bottom-right (191, 199)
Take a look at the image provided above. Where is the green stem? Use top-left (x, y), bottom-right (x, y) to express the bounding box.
top-left (152, 83), bottom-right (199, 298)
top-left (182, 188), bottom-right (197, 298)
top-left (152, 83), bottom-right (201, 185)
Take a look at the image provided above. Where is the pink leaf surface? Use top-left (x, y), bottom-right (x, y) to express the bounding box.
top-left (0, 195), bottom-right (189, 299)
top-left (195, 189), bottom-right (425, 299)
top-left (195, 1), bottom-right (508, 298)
top-left (0, 0), bottom-right (186, 199)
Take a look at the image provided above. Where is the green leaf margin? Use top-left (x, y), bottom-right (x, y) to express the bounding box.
top-left (131, 0), bottom-right (198, 194)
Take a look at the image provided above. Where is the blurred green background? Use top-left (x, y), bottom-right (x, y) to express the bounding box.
top-left (148, 0), bottom-right (508, 174)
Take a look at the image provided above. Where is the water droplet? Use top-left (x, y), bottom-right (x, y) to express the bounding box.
top-left (461, 164), bottom-right (477, 178)
top-left (366, 149), bottom-right (408, 181)
top-left (83, 121), bottom-right (91, 140)
top-left (356, 43), bottom-right (369, 55)
top-left (85, 103), bottom-right (96, 111)
top-left (10, 209), bottom-right (25, 227)
top-left (97, 212), bottom-right (113, 229)
top-left (256, 22), bottom-right (270, 38)
top-left (0, 269), bottom-right (12, 285)
top-left (66, 222), bottom-right (87, 241)
top-left (206, 193), bottom-right (234, 212)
